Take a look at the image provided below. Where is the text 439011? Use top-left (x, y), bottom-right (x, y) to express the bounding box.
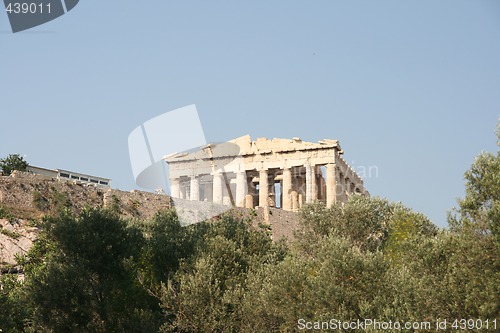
top-left (5, 3), bottom-right (51, 14)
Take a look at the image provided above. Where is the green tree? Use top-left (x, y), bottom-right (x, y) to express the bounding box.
top-left (298, 196), bottom-right (436, 253)
top-left (136, 209), bottom-right (206, 296)
top-left (0, 275), bottom-right (27, 333)
top-left (389, 231), bottom-right (499, 322)
top-left (241, 236), bottom-right (391, 332)
top-left (386, 120), bottom-right (500, 322)
top-left (159, 214), bottom-right (286, 332)
top-left (449, 122), bottom-right (500, 240)
top-left (20, 209), bottom-right (161, 332)
top-left (384, 209), bottom-right (437, 263)
top-left (0, 154), bottom-right (28, 176)
top-left (297, 196), bottom-right (394, 252)
top-left (240, 197), bottom-right (439, 332)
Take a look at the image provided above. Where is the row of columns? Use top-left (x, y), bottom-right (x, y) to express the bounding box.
top-left (279, 163), bottom-right (337, 209)
top-left (171, 172), bottom-right (247, 206)
top-left (170, 162), bottom-right (344, 210)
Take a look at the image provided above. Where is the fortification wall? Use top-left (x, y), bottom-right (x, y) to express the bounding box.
top-left (0, 172), bottom-right (301, 269)
top-left (0, 172), bottom-right (171, 220)
top-left (0, 172), bottom-right (299, 239)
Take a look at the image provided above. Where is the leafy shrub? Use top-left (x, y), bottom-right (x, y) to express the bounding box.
top-left (0, 154), bottom-right (28, 176)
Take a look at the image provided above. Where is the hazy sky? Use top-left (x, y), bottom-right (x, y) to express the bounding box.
top-left (1, 0), bottom-right (499, 228)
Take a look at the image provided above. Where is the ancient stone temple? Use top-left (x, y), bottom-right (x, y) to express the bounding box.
top-left (164, 135), bottom-right (368, 212)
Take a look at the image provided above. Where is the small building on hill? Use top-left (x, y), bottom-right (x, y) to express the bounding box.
top-left (26, 166), bottom-right (111, 188)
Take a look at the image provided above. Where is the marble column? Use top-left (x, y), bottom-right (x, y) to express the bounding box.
top-left (259, 169), bottom-right (269, 207)
top-left (170, 178), bottom-right (180, 198)
top-left (204, 180), bottom-right (213, 202)
top-left (212, 172), bottom-right (223, 204)
top-left (268, 174), bottom-right (276, 207)
top-left (291, 190), bottom-right (299, 212)
top-left (190, 176), bottom-right (200, 201)
top-left (179, 181), bottom-right (187, 199)
top-left (236, 171), bottom-right (246, 207)
top-left (338, 172), bottom-right (346, 202)
top-left (305, 164), bottom-right (312, 203)
top-left (311, 165), bottom-right (317, 202)
top-left (245, 194), bottom-right (254, 208)
top-left (282, 167), bottom-right (292, 211)
top-left (326, 163), bottom-right (336, 207)
top-left (247, 177), bottom-right (256, 208)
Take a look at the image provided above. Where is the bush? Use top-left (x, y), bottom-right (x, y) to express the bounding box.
top-left (0, 154), bottom-right (28, 176)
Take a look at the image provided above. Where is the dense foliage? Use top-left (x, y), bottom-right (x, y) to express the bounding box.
top-left (0, 128), bottom-right (498, 332)
top-left (0, 154), bottom-right (28, 176)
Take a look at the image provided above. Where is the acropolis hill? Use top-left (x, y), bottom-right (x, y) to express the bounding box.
top-left (0, 171), bottom-right (299, 270)
top-left (1, 135), bottom-right (368, 270)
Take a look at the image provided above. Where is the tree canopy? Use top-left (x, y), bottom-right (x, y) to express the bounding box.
top-left (0, 123), bottom-right (498, 332)
top-left (0, 154), bottom-right (29, 176)
top-left (449, 122), bottom-right (500, 243)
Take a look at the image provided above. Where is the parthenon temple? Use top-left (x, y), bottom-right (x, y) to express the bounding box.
top-left (164, 135), bottom-right (368, 212)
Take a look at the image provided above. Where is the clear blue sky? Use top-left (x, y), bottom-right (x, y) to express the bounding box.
top-left (1, 0), bottom-right (499, 228)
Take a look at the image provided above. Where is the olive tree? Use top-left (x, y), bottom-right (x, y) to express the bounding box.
top-left (0, 154), bottom-right (28, 176)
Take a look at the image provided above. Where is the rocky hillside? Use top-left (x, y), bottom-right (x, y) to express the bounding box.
top-left (0, 171), bottom-right (300, 271)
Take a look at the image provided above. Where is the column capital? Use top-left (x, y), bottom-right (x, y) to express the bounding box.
top-left (211, 169), bottom-right (223, 176)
